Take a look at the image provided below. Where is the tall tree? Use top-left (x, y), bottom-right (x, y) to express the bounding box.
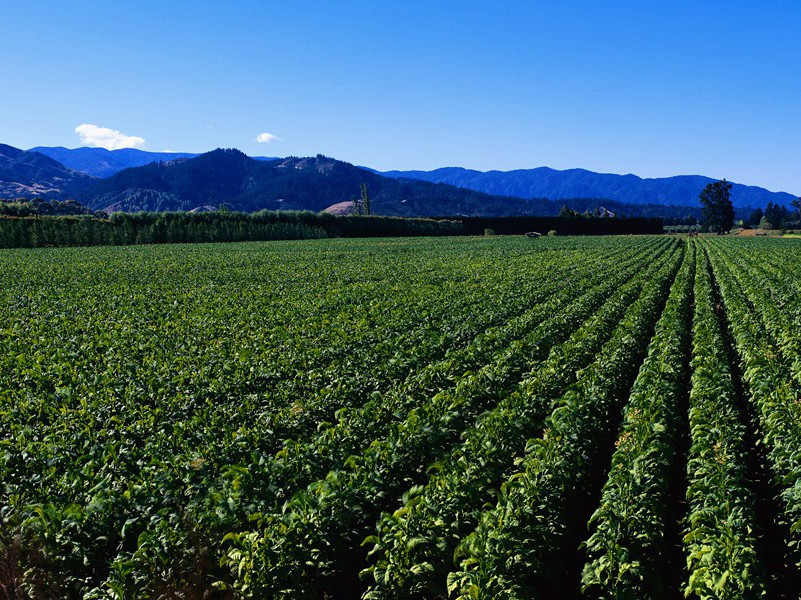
top-left (559, 204), bottom-right (577, 218)
top-left (747, 207), bottom-right (764, 228)
top-left (699, 179), bottom-right (734, 234)
top-left (360, 183), bottom-right (371, 216)
top-left (764, 201), bottom-right (789, 229)
top-left (792, 197), bottom-right (801, 219)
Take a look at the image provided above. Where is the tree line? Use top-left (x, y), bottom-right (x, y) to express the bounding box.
top-left (698, 179), bottom-right (801, 234)
top-left (0, 211), bottom-right (462, 249)
top-left (0, 209), bottom-right (666, 249)
top-left (744, 200), bottom-right (801, 230)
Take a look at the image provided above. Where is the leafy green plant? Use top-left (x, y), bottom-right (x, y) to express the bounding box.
top-left (580, 240), bottom-right (694, 598)
top-left (447, 244), bottom-right (686, 599)
top-left (362, 244), bottom-right (680, 599)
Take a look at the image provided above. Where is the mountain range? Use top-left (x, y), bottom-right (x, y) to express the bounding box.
top-left (75, 149), bottom-right (552, 216)
top-left (31, 146), bottom-right (276, 178)
top-left (379, 167), bottom-right (797, 209)
top-left (0, 144), bottom-right (796, 217)
top-left (0, 144), bottom-right (91, 198)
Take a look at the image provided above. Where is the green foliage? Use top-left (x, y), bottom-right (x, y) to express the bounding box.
top-left (0, 197), bottom-right (94, 217)
top-left (448, 245), bottom-right (684, 599)
top-left (363, 242), bottom-right (678, 599)
top-left (747, 207), bottom-right (764, 228)
top-left (225, 239), bottom-right (679, 598)
top-left (6, 235), bottom-right (801, 598)
top-left (0, 236), bottom-right (653, 596)
top-left (0, 211), bottom-right (462, 248)
top-left (705, 237), bottom-right (801, 574)
top-left (680, 244), bottom-right (765, 598)
top-left (580, 241), bottom-right (694, 597)
top-left (699, 180), bottom-right (734, 234)
top-left (360, 183), bottom-right (371, 216)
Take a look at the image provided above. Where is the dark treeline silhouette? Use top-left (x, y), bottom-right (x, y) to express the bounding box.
top-left (0, 210), bottom-right (664, 249)
top-left (745, 200), bottom-right (801, 230)
top-left (0, 197), bottom-right (96, 217)
top-left (457, 216), bottom-right (663, 236)
top-left (0, 211), bottom-right (461, 249)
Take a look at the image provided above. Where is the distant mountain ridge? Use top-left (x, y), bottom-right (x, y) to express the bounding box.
top-left (77, 149), bottom-right (552, 216)
top-left (1, 144), bottom-right (575, 215)
top-left (29, 145), bottom-right (799, 210)
top-left (1, 143), bottom-right (796, 216)
top-left (380, 166), bottom-right (797, 209)
top-left (30, 147), bottom-right (198, 178)
top-left (31, 146), bottom-right (277, 178)
top-left (0, 144), bottom-right (92, 198)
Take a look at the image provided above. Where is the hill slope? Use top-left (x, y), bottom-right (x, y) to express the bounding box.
top-left (80, 149), bottom-right (559, 216)
top-left (6, 143), bottom-right (794, 217)
top-left (380, 166), bottom-right (797, 209)
top-left (0, 144), bottom-right (94, 198)
top-left (31, 146), bottom-right (277, 178)
top-left (30, 147), bottom-right (197, 178)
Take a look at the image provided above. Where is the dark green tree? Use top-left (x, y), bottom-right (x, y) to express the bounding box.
top-left (747, 207), bottom-right (763, 228)
top-left (792, 197), bottom-right (801, 217)
top-left (764, 201), bottom-right (789, 229)
top-left (699, 179), bottom-right (734, 234)
top-left (558, 204), bottom-right (577, 218)
top-left (360, 183), bottom-right (371, 216)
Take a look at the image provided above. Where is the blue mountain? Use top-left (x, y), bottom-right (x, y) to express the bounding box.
top-left (30, 146), bottom-right (277, 178)
top-left (380, 166), bottom-right (797, 209)
top-left (5, 144), bottom-right (797, 215)
top-left (0, 144), bottom-right (92, 198)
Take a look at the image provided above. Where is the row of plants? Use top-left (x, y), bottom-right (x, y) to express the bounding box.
top-left (362, 243), bottom-right (681, 599)
top-left (0, 211), bottom-right (465, 249)
top-left (0, 237), bottom-right (629, 595)
top-left (681, 245), bottom-right (764, 597)
top-left (0, 236), bottom-right (673, 595)
top-left (100, 256), bottom-right (622, 596)
top-left (712, 238), bottom-right (801, 391)
top-left (235, 238), bottom-right (672, 512)
top-left (704, 239), bottom-right (801, 569)
top-left (579, 240), bottom-right (694, 598)
top-left (216, 241), bottom-right (680, 598)
top-left (445, 242), bottom-right (687, 599)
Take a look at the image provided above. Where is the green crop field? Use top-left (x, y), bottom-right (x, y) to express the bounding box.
top-left (2, 235), bottom-right (801, 599)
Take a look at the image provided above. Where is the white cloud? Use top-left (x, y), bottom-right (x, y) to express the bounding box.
top-left (256, 132), bottom-right (281, 143)
top-left (74, 124), bottom-right (146, 150)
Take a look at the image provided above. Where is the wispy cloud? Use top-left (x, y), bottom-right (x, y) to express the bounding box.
top-left (256, 132), bottom-right (281, 143)
top-left (75, 124), bottom-right (146, 150)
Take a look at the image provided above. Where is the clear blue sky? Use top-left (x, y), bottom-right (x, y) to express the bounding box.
top-left (2, 1), bottom-right (799, 193)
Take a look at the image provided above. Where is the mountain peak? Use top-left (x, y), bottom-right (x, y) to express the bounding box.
top-left (0, 143), bottom-right (26, 159)
top-left (0, 144), bottom-right (92, 199)
top-left (5, 143), bottom-right (798, 216)
top-left (380, 165), bottom-right (796, 209)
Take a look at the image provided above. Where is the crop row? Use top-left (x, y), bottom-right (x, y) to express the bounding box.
top-left (682, 244), bottom-right (764, 597)
top-left (0, 236), bottom-right (676, 596)
top-left (219, 241), bottom-right (680, 598)
top-left (0, 239), bottom-right (609, 594)
top-left (579, 239), bottom-right (694, 598)
top-left (445, 240), bottom-right (685, 599)
top-left (362, 241), bottom-right (683, 599)
top-left (704, 239), bottom-right (801, 570)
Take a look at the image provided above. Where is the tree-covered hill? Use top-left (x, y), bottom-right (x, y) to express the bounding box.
top-left (380, 165), bottom-right (797, 209)
top-left (78, 149), bottom-right (560, 216)
top-left (0, 144), bottom-right (94, 199)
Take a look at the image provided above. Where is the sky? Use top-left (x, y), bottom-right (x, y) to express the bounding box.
top-left (1, 1), bottom-right (799, 193)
